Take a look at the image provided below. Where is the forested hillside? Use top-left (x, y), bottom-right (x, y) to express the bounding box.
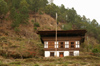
top-left (0, 0), bottom-right (100, 59)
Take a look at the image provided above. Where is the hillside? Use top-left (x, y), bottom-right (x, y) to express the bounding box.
top-left (0, 12), bottom-right (99, 59)
top-left (0, 13), bottom-right (61, 37)
top-left (0, 12), bottom-right (63, 59)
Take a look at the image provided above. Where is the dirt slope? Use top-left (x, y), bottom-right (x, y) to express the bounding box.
top-left (0, 13), bottom-right (62, 58)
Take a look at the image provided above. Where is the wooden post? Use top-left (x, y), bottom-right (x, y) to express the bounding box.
top-left (55, 13), bottom-right (57, 57)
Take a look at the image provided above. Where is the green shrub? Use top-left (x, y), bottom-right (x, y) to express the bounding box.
top-left (34, 64), bottom-right (39, 66)
top-left (0, 37), bottom-right (6, 41)
top-left (62, 23), bottom-right (72, 30)
top-left (2, 53), bottom-right (7, 58)
top-left (10, 61), bottom-right (21, 65)
top-left (63, 62), bottom-right (69, 66)
top-left (80, 62), bottom-right (87, 65)
top-left (39, 11), bottom-right (43, 15)
top-left (0, 61), bottom-right (3, 65)
top-left (16, 38), bottom-right (22, 41)
top-left (34, 22), bottom-right (40, 27)
top-left (47, 27), bottom-right (51, 30)
top-left (14, 27), bottom-right (20, 32)
top-left (34, 27), bottom-right (37, 31)
top-left (31, 20), bottom-right (34, 23)
top-left (92, 48), bottom-right (99, 53)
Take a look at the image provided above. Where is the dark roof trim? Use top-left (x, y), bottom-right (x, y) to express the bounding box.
top-left (37, 30), bottom-right (87, 35)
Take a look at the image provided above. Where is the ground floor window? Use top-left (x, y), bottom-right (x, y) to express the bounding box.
top-left (50, 52), bottom-right (54, 57)
top-left (70, 52), bottom-right (74, 56)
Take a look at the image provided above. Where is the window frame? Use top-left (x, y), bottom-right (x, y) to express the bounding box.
top-left (59, 42), bottom-right (64, 48)
top-left (70, 52), bottom-right (74, 56)
top-left (44, 41), bottom-right (48, 48)
top-left (55, 41), bottom-right (58, 48)
top-left (50, 52), bottom-right (54, 57)
top-left (65, 41), bottom-right (69, 48)
top-left (76, 41), bottom-right (80, 48)
top-left (70, 42), bottom-right (75, 48)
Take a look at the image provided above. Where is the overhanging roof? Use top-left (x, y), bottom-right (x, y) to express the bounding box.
top-left (37, 30), bottom-right (87, 43)
top-left (37, 30), bottom-right (87, 36)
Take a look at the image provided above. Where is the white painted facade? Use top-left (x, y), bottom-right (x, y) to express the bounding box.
top-left (74, 51), bottom-right (79, 56)
top-left (44, 51), bottom-right (79, 57)
top-left (44, 41), bottom-right (80, 57)
top-left (45, 51), bottom-right (50, 57)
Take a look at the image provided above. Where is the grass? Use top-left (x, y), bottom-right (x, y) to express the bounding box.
top-left (10, 61), bottom-right (21, 64)
top-left (80, 62), bottom-right (87, 65)
top-left (34, 64), bottom-right (39, 66)
top-left (0, 61), bottom-right (9, 66)
top-left (0, 56), bottom-right (99, 66)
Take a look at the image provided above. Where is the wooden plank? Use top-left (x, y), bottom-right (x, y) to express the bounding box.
top-left (48, 41), bottom-right (54, 48)
top-left (44, 48), bottom-right (80, 51)
top-left (42, 37), bottom-right (82, 41)
top-left (47, 41), bottom-right (80, 49)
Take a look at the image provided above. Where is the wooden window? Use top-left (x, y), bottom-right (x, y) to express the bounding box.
top-left (60, 42), bottom-right (64, 48)
top-left (55, 41), bottom-right (58, 48)
top-left (70, 52), bottom-right (74, 56)
top-left (71, 42), bottom-right (74, 44)
top-left (44, 41), bottom-right (48, 48)
top-left (48, 41), bottom-right (54, 48)
top-left (71, 42), bottom-right (75, 48)
top-left (50, 52), bottom-right (54, 57)
top-left (61, 46), bottom-right (63, 48)
top-left (76, 41), bottom-right (80, 48)
top-left (65, 41), bottom-right (69, 48)
top-left (61, 42), bottom-right (63, 44)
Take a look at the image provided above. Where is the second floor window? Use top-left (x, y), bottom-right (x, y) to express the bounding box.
top-left (55, 41), bottom-right (58, 48)
top-left (65, 41), bottom-right (69, 48)
top-left (44, 41), bottom-right (48, 48)
top-left (60, 42), bottom-right (64, 48)
top-left (76, 41), bottom-right (80, 48)
top-left (71, 42), bottom-right (75, 48)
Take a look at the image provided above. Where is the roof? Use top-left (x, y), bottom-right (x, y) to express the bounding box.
top-left (37, 30), bottom-right (87, 43)
top-left (37, 30), bottom-right (87, 37)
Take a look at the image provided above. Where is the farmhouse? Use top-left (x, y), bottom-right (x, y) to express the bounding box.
top-left (37, 30), bottom-right (87, 57)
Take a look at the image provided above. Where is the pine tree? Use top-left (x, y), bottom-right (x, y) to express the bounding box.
top-left (0, 0), bottom-right (8, 22)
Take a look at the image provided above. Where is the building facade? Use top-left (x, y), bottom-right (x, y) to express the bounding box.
top-left (37, 30), bottom-right (86, 57)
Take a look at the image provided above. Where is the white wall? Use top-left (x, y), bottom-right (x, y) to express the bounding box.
top-left (44, 51), bottom-right (69, 57)
top-left (45, 51), bottom-right (80, 57)
top-left (74, 51), bottom-right (79, 56)
top-left (64, 51), bottom-right (69, 56)
top-left (45, 51), bottom-right (50, 57)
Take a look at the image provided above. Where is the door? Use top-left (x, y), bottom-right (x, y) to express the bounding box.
top-left (59, 52), bottom-right (64, 57)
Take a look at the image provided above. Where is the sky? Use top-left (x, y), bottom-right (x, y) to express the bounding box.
top-left (53, 0), bottom-right (100, 24)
